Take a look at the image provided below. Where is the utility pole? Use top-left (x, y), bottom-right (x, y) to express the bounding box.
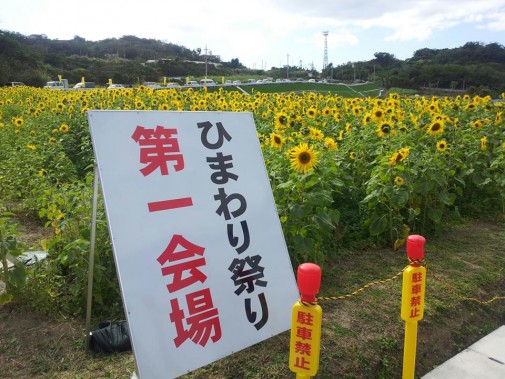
top-left (286, 53), bottom-right (290, 79)
top-left (204, 45), bottom-right (208, 78)
top-left (322, 31), bottom-right (329, 70)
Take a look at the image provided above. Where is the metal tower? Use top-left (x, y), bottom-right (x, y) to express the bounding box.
top-left (322, 31), bottom-right (329, 69)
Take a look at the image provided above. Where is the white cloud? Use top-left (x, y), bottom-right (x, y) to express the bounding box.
top-left (1, 0), bottom-right (504, 70)
top-left (482, 12), bottom-right (505, 31)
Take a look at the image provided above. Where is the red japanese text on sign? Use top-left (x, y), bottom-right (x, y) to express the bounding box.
top-left (289, 304), bottom-right (322, 376)
top-left (132, 125), bottom-right (185, 176)
top-left (401, 266), bottom-right (426, 322)
top-left (170, 288), bottom-right (222, 347)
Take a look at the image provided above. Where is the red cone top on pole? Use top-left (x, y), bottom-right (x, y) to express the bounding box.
top-left (407, 235), bottom-right (426, 265)
top-left (297, 263), bottom-right (321, 302)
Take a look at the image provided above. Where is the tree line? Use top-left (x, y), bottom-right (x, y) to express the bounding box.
top-left (0, 31), bottom-right (246, 86)
top-left (1, 30), bottom-right (504, 96)
top-left (322, 42), bottom-right (505, 97)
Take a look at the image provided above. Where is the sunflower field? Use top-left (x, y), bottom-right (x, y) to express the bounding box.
top-left (1, 85), bottom-right (504, 316)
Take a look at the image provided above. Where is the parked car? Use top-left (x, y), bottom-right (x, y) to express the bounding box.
top-left (200, 78), bottom-right (215, 86)
top-left (107, 84), bottom-right (125, 89)
top-left (184, 80), bottom-right (199, 88)
top-left (143, 82), bottom-right (162, 89)
top-left (44, 79), bottom-right (69, 90)
top-left (224, 80), bottom-right (232, 85)
top-left (308, 79), bottom-right (316, 83)
top-left (73, 82), bottom-right (95, 89)
top-left (5, 82), bottom-right (26, 87)
top-left (232, 80), bottom-right (241, 85)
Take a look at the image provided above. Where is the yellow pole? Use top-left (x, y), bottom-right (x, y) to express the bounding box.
top-left (403, 321), bottom-right (418, 379)
top-left (289, 263), bottom-right (322, 379)
top-left (401, 235), bottom-right (426, 379)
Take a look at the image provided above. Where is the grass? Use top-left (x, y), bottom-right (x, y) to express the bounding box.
top-left (1, 218), bottom-right (504, 378)
top-left (206, 82), bottom-right (382, 98)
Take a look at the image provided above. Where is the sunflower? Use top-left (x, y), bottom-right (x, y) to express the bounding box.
top-left (289, 143), bottom-right (318, 173)
top-left (306, 107), bottom-right (317, 119)
top-left (26, 144), bottom-right (36, 150)
top-left (48, 137), bottom-right (56, 143)
top-left (37, 169), bottom-right (47, 177)
top-left (372, 107), bottom-right (384, 121)
top-left (274, 111), bottom-right (289, 129)
top-left (427, 120), bottom-right (444, 135)
top-left (12, 117), bottom-right (24, 127)
top-left (59, 123), bottom-right (69, 133)
top-left (465, 102), bottom-right (476, 111)
top-left (349, 151), bottom-right (357, 160)
top-left (436, 139), bottom-right (448, 152)
top-left (495, 112), bottom-right (502, 126)
top-left (309, 127), bottom-right (324, 140)
top-left (377, 121), bottom-right (392, 138)
top-left (324, 137), bottom-right (338, 150)
top-left (394, 176), bottom-right (405, 186)
top-left (352, 107), bottom-right (362, 117)
top-left (480, 136), bottom-right (487, 151)
top-left (399, 147), bottom-right (410, 159)
top-left (321, 106), bottom-right (333, 117)
top-left (472, 120), bottom-right (483, 130)
top-left (389, 152), bottom-right (402, 166)
top-left (270, 132), bottom-right (285, 149)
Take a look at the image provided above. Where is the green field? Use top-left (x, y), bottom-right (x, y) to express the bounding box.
top-left (210, 81), bottom-right (382, 97)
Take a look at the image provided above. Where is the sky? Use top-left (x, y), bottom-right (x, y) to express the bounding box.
top-left (1, 0), bottom-right (505, 71)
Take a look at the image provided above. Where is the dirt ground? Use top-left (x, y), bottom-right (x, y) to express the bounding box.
top-left (0, 303), bottom-right (135, 378)
top-left (1, 219), bottom-right (504, 378)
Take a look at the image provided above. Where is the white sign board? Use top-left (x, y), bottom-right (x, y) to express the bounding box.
top-left (87, 111), bottom-right (299, 379)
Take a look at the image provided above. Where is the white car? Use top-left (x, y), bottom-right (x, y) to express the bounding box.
top-left (107, 84), bottom-right (125, 89)
top-left (184, 81), bottom-right (199, 87)
top-left (7, 82), bottom-right (26, 87)
top-left (143, 82), bottom-right (162, 89)
top-left (200, 79), bottom-right (216, 86)
top-left (232, 80), bottom-right (241, 85)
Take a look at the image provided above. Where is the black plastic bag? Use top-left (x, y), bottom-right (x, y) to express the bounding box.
top-left (89, 320), bottom-right (132, 353)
